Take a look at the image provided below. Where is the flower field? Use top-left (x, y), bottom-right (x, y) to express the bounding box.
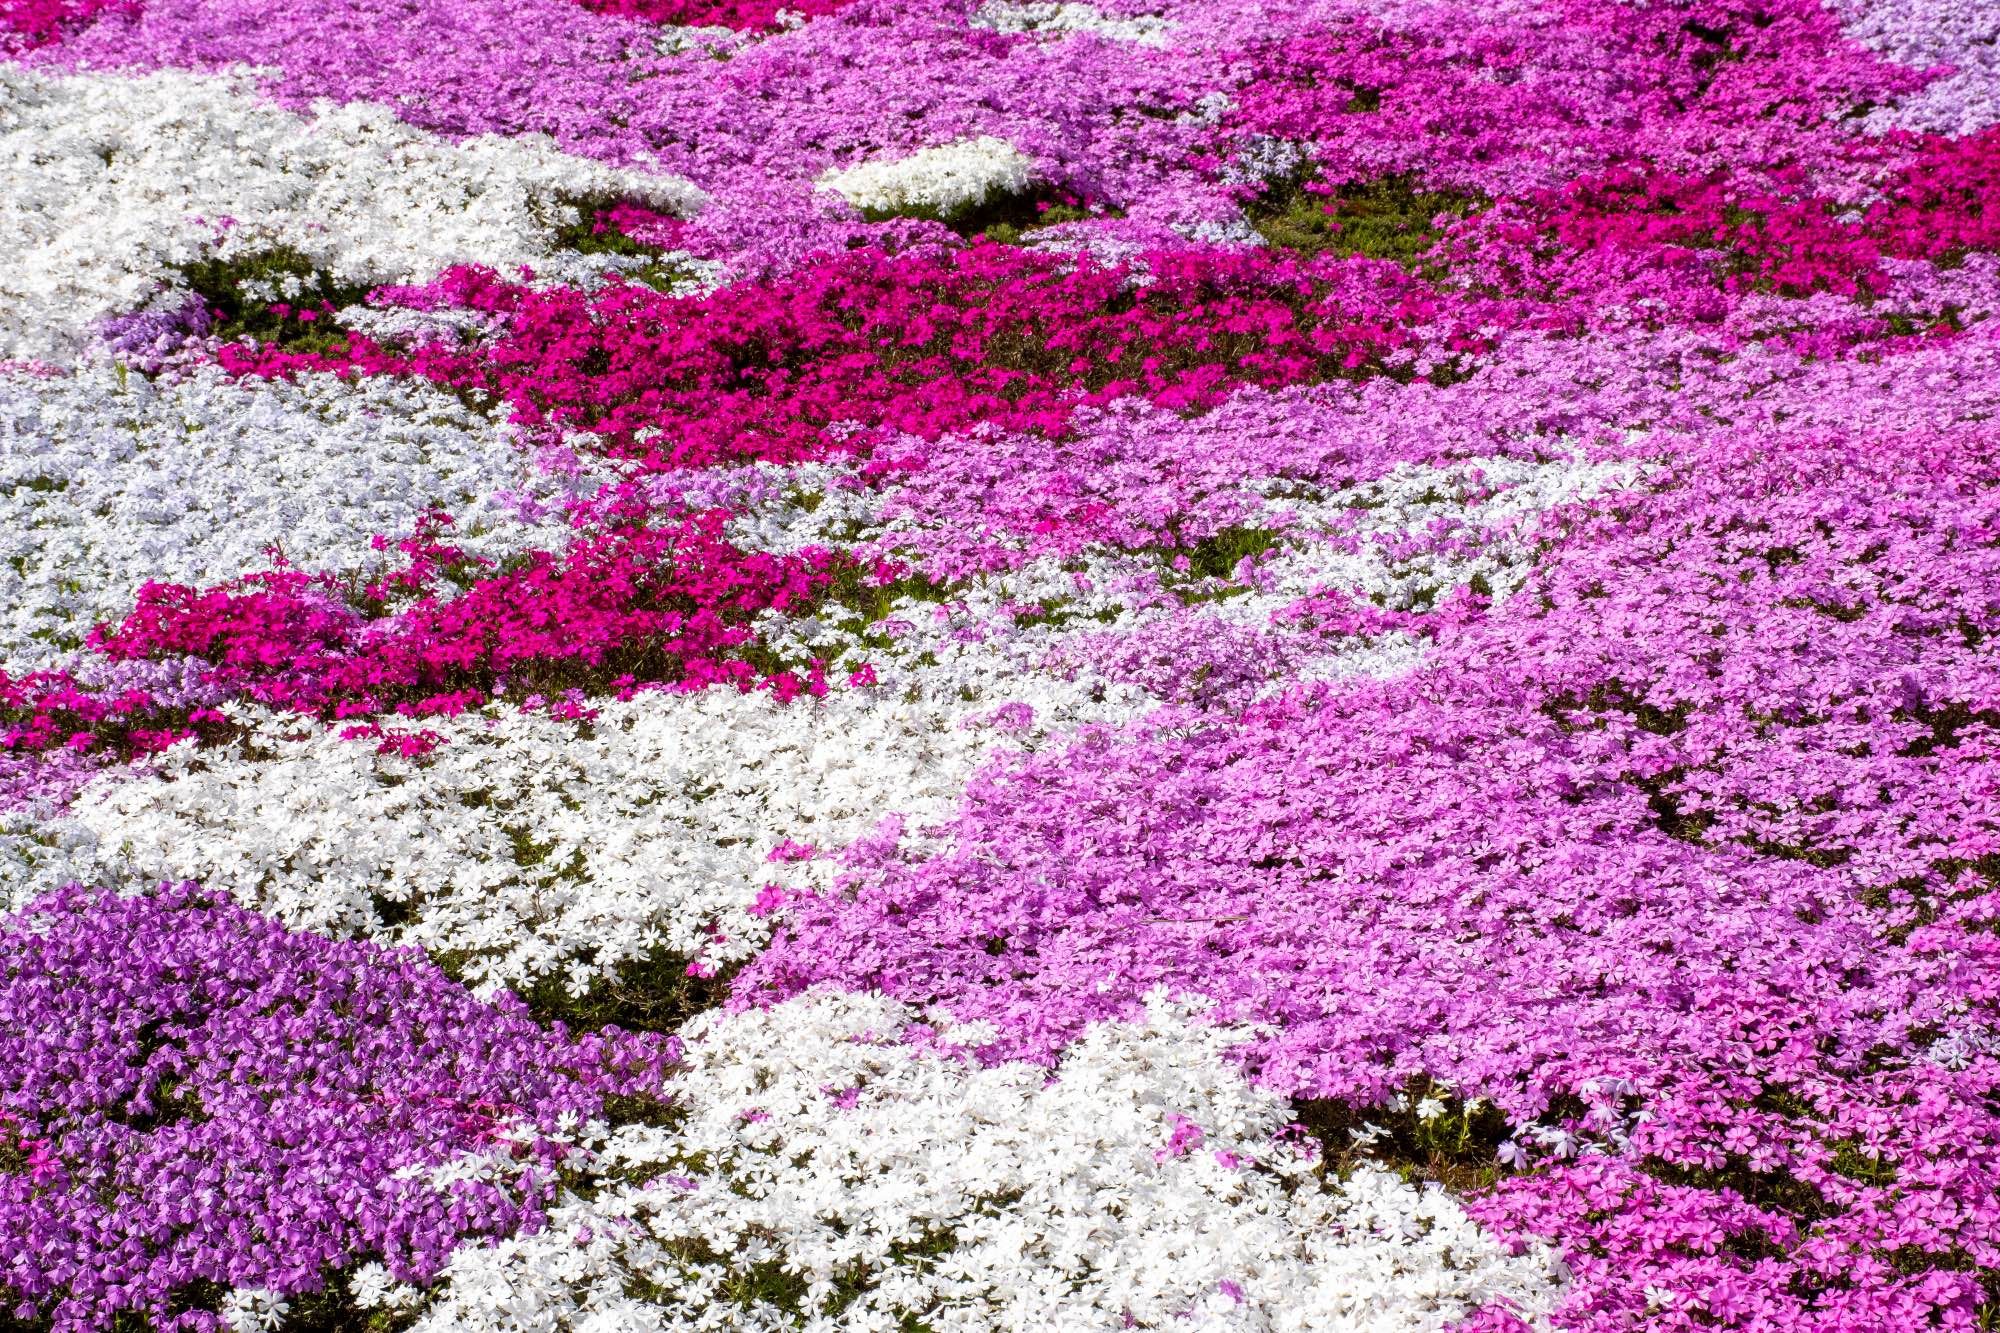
top-left (2, 0), bottom-right (1999, 1327)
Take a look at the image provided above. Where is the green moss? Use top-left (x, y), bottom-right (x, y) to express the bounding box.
top-left (0, 1121), bottom-right (30, 1177)
top-left (548, 197), bottom-right (656, 258)
top-left (820, 563), bottom-right (959, 629)
top-left (1013, 595), bottom-right (1123, 630)
top-left (1248, 174), bottom-right (1482, 267)
top-left (1637, 1151), bottom-right (1833, 1235)
top-left (601, 1089), bottom-right (688, 1130)
top-left (504, 823), bottom-right (577, 875)
top-left (1896, 700), bottom-right (2000, 759)
top-left (365, 891), bottom-right (418, 931)
top-left (633, 1225), bottom-right (956, 1327)
top-left (1827, 1138), bottom-right (1899, 1188)
top-left (1138, 525), bottom-right (1285, 606)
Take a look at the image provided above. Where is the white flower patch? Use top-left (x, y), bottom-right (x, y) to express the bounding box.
top-left (650, 24), bottom-right (748, 57)
top-left (971, 1), bottom-right (1175, 47)
top-left (1179, 215), bottom-right (1271, 247)
top-left (0, 364), bottom-right (592, 670)
top-left (0, 415), bottom-right (1638, 992)
top-left (636, 459), bottom-right (889, 558)
top-left (218, 1288), bottom-right (292, 1333)
top-left (330, 302), bottom-right (515, 350)
top-left (0, 66), bottom-right (705, 360)
top-left (381, 992), bottom-right (1564, 1332)
top-left (1836, 0), bottom-right (2000, 135)
top-left (29, 666), bottom-right (1142, 993)
top-left (742, 446), bottom-right (1641, 707)
top-left (1217, 136), bottom-right (1313, 191)
top-left (817, 137), bottom-right (1037, 219)
top-left (1219, 451), bottom-right (1648, 622)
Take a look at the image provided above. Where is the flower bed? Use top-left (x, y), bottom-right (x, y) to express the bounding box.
top-left (3, 0), bottom-right (1999, 1328)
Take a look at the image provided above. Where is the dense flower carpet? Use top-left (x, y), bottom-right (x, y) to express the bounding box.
top-left (2, 0), bottom-right (1999, 1327)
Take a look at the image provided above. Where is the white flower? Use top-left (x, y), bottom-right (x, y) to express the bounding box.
top-left (1533, 1127), bottom-right (1579, 1160)
top-left (817, 137), bottom-right (1036, 219)
top-left (1834, 0), bottom-right (2000, 135)
top-left (971, 2), bottom-right (1174, 46)
top-left (0, 364), bottom-right (589, 671)
top-left (407, 992), bottom-right (1566, 1331)
top-left (348, 1261), bottom-right (428, 1313)
top-left (0, 66), bottom-right (703, 359)
top-left (218, 1289), bottom-right (289, 1333)
top-left (25, 666), bottom-right (1136, 990)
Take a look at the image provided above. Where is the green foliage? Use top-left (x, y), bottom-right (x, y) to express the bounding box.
top-left (1290, 1079), bottom-right (1513, 1195)
top-left (820, 563), bottom-right (960, 629)
top-left (1248, 174), bottom-right (1481, 267)
top-left (1827, 1137), bottom-right (1899, 1188)
top-left (277, 1269), bottom-right (419, 1333)
top-left (1185, 525), bottom-right (1284, 581)
top-left (860, 183), bottom-right (1108, 242)
top-left (1141, 525), bottom-right (1286, 605)
top-left (513, 944), bottom-right (735, 1039)
top-left (0, 1299), bottom-right (47, 1333)
top-left (428, 931), bottom-right (730, 1047)
top-left (750, 559), bottom-right (964, 677)
top-left (0, 1119), bottom-right (30, 1177)
top-left (980, 200), bottom-right (1110, 246)
top-left (1637, 1150), bottom-right (1832, 1221)
top-left (634, 1227), bottom-right (956, 1329)
top-left (547, 194), bottom-right (693, 292)
top-left (0, 1273), bottom-right (415, 1333)
top-left (547, 196), bottom-right (655, 258)
top-left (1012, 595), bottom-right (1123, 630)
top-left (175, 247), bottom-right (374, 357)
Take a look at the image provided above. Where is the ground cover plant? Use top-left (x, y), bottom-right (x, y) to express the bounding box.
top-left (1, 0), bottom-right (1999, 1328)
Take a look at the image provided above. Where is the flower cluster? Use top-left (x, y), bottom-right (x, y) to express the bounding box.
top-left (19, 672), bottom-right (1138, 992)
top-left (971, 2), bottom-right (1174, 47)
top-left (580, 0), bottom-right (853, 32)
top-left (746, 415), bottom-right (2000, 1328)
top-left (218, 241), bottom-right (1501, 468)
top-left (0, 0), bottom-right (128, 50)
top-left (0, 881), bottom-right (674, 1333)
top-left (393, 991), bottom-right (1565, 1331)
top-left (816, 136), bottom-right (1039, 221)
top-left (0, 365), bottom-right (579, 670)
top-left (0, 67), bottom-right (701, 360)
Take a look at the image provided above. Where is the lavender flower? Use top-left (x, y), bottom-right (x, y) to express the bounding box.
top-left (0, 882), bottom-right (674, 1333)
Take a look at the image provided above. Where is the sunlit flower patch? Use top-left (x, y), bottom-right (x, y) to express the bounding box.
top-left (3, 0), bottom-right (2000, 1328)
